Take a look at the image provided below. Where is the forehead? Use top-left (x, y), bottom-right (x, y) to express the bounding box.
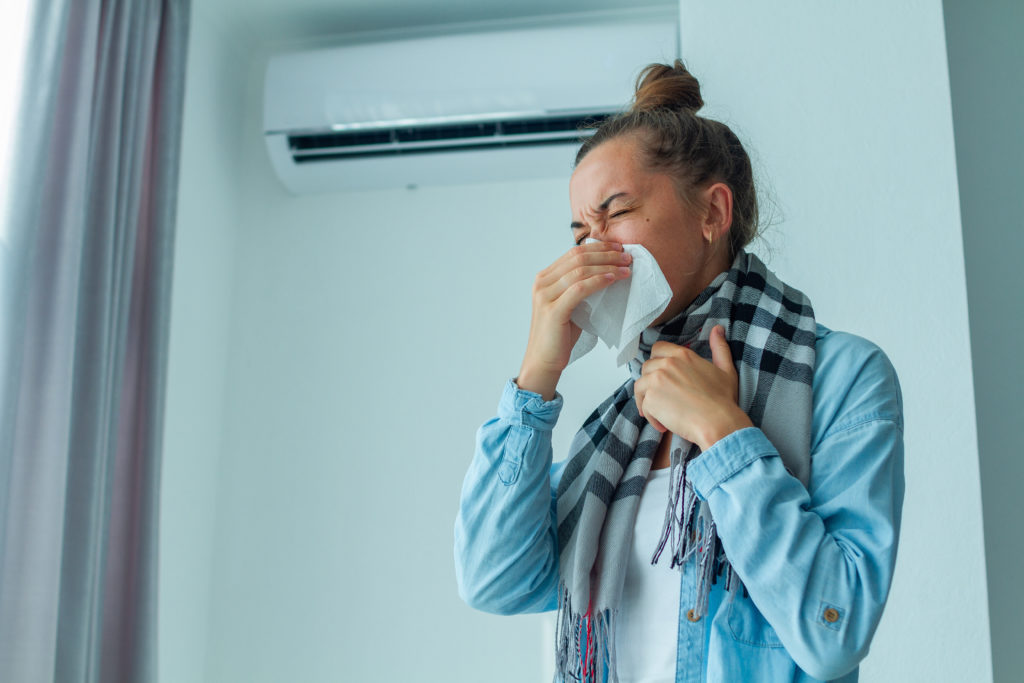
top-left (570, 137), bottom-right (647, 210)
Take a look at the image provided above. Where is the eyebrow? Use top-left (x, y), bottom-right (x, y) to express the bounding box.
top-left (570, 192), bottom-right (628, 230)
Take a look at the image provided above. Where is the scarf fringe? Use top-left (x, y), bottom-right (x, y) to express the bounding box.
top-left (554, 582), bottom-right (619, 683)
top-left (650, 449), bottom-right (743, 619)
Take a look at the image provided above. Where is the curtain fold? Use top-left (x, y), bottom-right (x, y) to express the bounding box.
top-left (0, 1), bottom-right (190, 681)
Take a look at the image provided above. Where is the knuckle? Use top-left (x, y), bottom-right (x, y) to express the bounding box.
top-left (532, 284), bottom-right (551, 303)
top-left (568, 280), bottom-right (588, 296)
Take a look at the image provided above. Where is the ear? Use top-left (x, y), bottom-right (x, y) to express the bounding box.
top-left (701, 182), bottom-right (733, 244)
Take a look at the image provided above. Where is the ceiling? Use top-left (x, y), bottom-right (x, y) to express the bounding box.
top-left (198, 0), bottom-right (676, 49)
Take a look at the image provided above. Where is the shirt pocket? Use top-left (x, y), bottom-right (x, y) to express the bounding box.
top-left (727, 594), bottom-right (784, 648)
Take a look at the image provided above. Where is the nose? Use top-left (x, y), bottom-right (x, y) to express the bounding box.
top-left (588, 218), bottom-right (611, 241)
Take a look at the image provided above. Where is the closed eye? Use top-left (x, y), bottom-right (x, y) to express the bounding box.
top-left (574, 233), bottom-right (588, 246)
top-left (610, 209), bottom-right (631, 218)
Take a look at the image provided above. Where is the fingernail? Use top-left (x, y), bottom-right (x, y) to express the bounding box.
top-left (618, 266), bottom-right (631, 275)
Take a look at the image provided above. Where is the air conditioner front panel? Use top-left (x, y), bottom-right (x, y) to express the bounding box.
top-left (265, 18), bottom-right (677, 133)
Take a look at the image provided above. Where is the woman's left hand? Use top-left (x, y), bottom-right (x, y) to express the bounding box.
top-left (634, 324), bottom-right (754, 451)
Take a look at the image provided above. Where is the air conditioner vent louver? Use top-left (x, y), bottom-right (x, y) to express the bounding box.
top-left (291, 130), bottom-right (393, 149)
top-left (394, 122), bottom-right (498, 143)
top-left (287, 112), bottom-right (614, 163)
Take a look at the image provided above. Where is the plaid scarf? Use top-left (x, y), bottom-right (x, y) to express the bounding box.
top-left (553, 251), bottom-right (816, 683)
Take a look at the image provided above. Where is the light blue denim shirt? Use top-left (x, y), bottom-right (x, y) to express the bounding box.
top-left (454, 324), bottom-right (904, 682)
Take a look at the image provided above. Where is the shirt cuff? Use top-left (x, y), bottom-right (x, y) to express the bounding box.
top-left (687, 427), bottom-right (778, 500)
top-left (497, 378), bottom-right (563, 430)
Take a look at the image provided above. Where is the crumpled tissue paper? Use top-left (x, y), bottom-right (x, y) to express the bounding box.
top-left (568, 240), bottom-right (673, 366)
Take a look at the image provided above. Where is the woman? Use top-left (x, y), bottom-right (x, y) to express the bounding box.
top-left (454, 60), bottom-right (904, 683)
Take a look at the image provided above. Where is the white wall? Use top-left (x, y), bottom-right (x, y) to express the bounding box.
top-left (678, 0), bottom-right (991, 680)
top-left (163, 1), bottom-right (997, 681)
top-left (159, 8), bottom-right (245, 683)
top-left (943, 1), bottom-right (1024, 681)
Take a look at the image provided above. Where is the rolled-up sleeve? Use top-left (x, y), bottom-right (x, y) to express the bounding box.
top-left (687, 337), bottom-right (905, 681)
top-left (454, 379), bottom-right (564, 615)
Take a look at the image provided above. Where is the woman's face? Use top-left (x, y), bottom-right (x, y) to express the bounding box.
top-left (569, 135), bottom-right (730, 325)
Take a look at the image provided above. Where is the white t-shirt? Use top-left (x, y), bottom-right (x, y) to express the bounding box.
top-left (614, 466), bottom-right (682, 683)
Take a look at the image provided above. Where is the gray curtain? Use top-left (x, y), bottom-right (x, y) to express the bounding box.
top-left (0, 0), bottom-right (190, 681)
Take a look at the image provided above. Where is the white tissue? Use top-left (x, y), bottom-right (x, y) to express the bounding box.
top-left (569, 241), bottom-right (673, 366)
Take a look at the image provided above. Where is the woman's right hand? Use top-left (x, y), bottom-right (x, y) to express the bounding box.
top-left (516, 241), bottom-right (633, 400)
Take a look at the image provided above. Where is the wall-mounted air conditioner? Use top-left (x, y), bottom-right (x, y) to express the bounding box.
top-left (263, 9), bottom-right (679, 193)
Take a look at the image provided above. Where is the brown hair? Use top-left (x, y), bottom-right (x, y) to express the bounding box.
top-left (576, 60), bottom-right (759, 259)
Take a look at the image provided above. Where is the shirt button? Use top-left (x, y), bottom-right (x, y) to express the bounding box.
top-left (686, 609), bottom-right (701, 622)
top-left (823, 608), bottom-right (840, 623)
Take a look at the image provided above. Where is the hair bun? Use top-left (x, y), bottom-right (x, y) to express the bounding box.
top-left (631, 59), bottom-right (704, 115)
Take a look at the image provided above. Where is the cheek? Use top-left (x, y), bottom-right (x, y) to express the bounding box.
top-left (609, 216), bottom-right (654, 245)
top-left (646, 232), bottom-right (704, 283)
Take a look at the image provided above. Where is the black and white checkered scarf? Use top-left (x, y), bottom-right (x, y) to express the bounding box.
top-left (553, 251), bottom-right (816, 683)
